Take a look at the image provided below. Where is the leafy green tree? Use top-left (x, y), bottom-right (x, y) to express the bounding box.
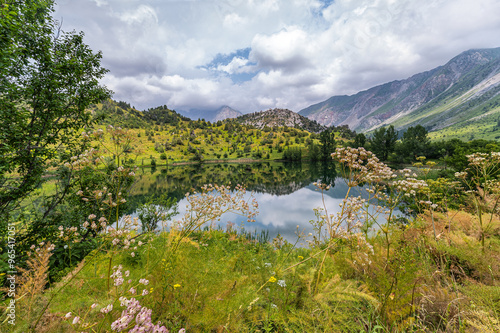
top-left (353, 133), bottom-right (367, 148)
top-left (0, 0), bottom-right (111, 216)
top-left (398, 125), bottom-right (430, 162)
top-left (369, 125), bottom-right (398, 161)
top-left (283, 147), bottom-right (302, 161)
top-left (307, 141), bottom-right (321, 161)
top-left (319, 129), bottom-right (336, 161)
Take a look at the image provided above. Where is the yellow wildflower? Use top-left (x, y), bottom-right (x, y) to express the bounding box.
top-left (298, 256), bottom-right (304, 260)
top-left (268, 276), bottom-right (277, 283)
top-left (173, 284), bottom-right (181, 289)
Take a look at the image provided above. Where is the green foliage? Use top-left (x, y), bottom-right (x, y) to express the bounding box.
top-left (282, 147), bottom-right (302, 161)
top-left (353, 133), bottom-right (367, 148)
top-left (0, 0), bottom-right (111, 217)
top-left (319, 129), bottom-right (336, 161)
top-left (137, 194), bottom-right (178, 232)
top-left (396, 125), bottom-right (430, 163)
top-left (307, 141), bottom-right (321, 161)
top-left (369, 125), bottom-right (398, 161)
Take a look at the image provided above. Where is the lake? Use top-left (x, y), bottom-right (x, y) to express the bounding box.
top-left (127, 161), bottom-right (393, 242)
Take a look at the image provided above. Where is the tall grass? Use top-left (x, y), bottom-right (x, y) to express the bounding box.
top-left (1, 147), bottom-right (500, 332)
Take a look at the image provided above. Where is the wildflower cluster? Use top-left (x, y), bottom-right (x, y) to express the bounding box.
top-left (58, 225), bottom-right (81, 243)
top-left (332, 147), bottom-right (395, 186)
top-left (104, 215), bottom-right (144, 254)
top-left (454, 151), bottom-right (500, 250)
top-left (63, 148), bottom-right (102, 170)
top-left (110, 297), bottom-right (168, 332)
top-left (313, 148), bottom-right (437, 262)
top-left (76, 173), bottom-right (132, 208)
top-left (175, 183), bottom-right (259, 234)
top-left (64, 264), bottom-right (173, 332)
top-left (27, 241), bottom-right (56, 258)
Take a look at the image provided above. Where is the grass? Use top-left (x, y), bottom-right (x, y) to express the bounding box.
top-left (24, 229), bottom-right (384, 332)
top-left (3, 147), bottom-right (500, 332)
top-left (3, 209), bottom-right (500, 332)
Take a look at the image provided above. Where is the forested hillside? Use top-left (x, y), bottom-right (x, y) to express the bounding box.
top-left (84, 100), bottom-right (345, 166)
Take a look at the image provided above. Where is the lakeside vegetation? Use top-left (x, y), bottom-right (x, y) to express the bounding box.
top-left (2, 143), bottom-right (500, 332)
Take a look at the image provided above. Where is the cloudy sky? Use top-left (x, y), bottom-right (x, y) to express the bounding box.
top-left (53, 0), bottom-right (500, 114)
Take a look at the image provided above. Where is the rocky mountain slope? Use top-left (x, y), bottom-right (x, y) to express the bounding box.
top-left (299, 47), bottom-right (500, 139)
top-left (212, 106), bottom-right (243, 122)
top-left (235, 108), bottom-right (326, 133)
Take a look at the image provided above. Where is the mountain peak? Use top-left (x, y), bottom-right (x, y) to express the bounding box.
top-left (235, 108), bottom-right (326, 133)
top-left (299, 47), bottom-right (500, 139)
top-left (177, 106), bottom-right (242, 122)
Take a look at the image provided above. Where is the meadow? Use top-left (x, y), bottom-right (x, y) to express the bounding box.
top-left (2, 146), bottom-right (500, 332)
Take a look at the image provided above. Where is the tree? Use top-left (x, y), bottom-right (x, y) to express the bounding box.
top-left (398, 125), bottom-right (430, 162)
top-left (369, 125), bottom-right (398, 161)
top-left (319, 129), bottom-right (336, 161)
top-left (0, 0), bottom-right (111, 216)
top-left (353, 133), bottom-right (366, 148)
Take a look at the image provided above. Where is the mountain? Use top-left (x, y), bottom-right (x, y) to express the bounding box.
top-left (212, 106), bottom-right (243, 122)
top-left (235, 108), bottom-right (326, 133)
top-left (177, 106), bottom-right (242, 122)
top-left (299, 47), bottom-right (500, 140)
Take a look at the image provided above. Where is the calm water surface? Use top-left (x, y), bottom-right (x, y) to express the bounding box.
top-left (128, 161), bottom-right (391, 242)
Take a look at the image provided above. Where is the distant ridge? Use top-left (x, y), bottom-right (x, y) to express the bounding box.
top-left (177, 105), bottom-right (242, 122)
top-left (235, 108), bottom-right (326, 133)
top-left (299, 47), bottom-right (500, 140)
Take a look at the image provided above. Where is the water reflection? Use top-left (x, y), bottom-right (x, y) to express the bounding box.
top-left (127, 161), bottom-right (394, 242)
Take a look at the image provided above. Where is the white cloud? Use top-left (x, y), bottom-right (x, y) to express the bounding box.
top-left (54, 0), bottom-right (500, 113)
top-left (223, 13), bottom-right (248, 28)
top-left (251, 27), bottom-right (313, 72)
top-left (92, 0), bottom-right (108, 7)
top-left (116, 5), bottom-right (158, 26)
top-left (217, 57), bottom-right (252, 74)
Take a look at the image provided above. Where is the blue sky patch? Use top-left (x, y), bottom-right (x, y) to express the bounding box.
top-left (202, 47), bottom-right (258, 83)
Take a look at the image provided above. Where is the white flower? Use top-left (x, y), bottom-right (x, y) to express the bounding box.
top-left (277, 280), bottom-right (286, 288)
top-left (100, 304), bottom-right (113, 314)
top-left (72, 316), bottom-right (80, 325)
top-left (65, 312), bottom-right (72, 318)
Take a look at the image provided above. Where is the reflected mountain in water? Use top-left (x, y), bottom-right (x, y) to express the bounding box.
top-left (126, 161), bottom-right (400, 242)
top-left (127, 161), bottom-right (337, 213)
